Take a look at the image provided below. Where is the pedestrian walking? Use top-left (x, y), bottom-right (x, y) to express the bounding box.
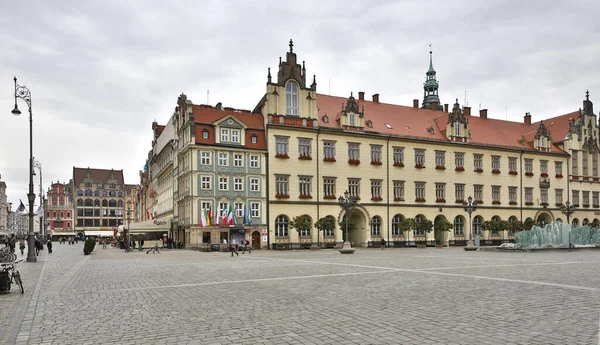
top-left (19, 239), bottom-right (25, 255)
top-left (102, 238), bottom-right (107, 250)
top-left (47, 239), bottom-right (53, 254)
top-left (380, 237), bottom-right (386, 250)
top-left (230, 243), bottom-right (239, 257)
top-left (242, 239), bottom-right (251, 254)
top-left (34, 238), bottom-right (41, 256)
top-left (147, 240), bottom-right (160, 254)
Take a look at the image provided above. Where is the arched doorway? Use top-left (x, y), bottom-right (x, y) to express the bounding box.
top-left (535, 211), bottom-right (553, 225)
top-left (251, 231), bottom-right (261, 249)
top-left (340, 209), bottom-right (367, 246)
top-left (434, 215), bottom-right (448, 246)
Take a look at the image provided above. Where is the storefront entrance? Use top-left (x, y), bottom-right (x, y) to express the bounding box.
top-left (252, 231), bottom-right (261, 249)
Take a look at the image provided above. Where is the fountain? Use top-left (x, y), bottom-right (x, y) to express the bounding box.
top-left (510, 222), bottom-right (599, 250)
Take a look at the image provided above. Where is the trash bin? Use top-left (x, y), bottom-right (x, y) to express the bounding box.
top-left (0, 271), bottom-right (10, 294)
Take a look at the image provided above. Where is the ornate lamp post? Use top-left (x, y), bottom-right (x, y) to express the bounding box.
top-left (463, 195), bottom-right (477, 250)
top-left (12, 77), bottom-right (37, 262)
top-left (338, 190), bottom-right (357, 254)
top-left (34, 159), bottom-right (44, 240)
top-left (560, 201), bottom-right (575, 225)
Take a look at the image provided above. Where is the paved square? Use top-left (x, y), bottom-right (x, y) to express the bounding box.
top-left (2, 244), bottom-right (599, 344)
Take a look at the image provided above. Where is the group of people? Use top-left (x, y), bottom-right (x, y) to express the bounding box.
top-left (57, 237), bottom-right (77, 245)
top-left (2, 235), bottom-right (52, 256)
top-left (225, 238), bottom-right (251, 256)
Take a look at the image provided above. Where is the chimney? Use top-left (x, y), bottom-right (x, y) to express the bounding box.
top-left (358, 92), bottom-right (365, 101)
top-left (413, 99), bottom-right (419, 108)
top-left (479, 109), bottom-right (488, 119)
top-left (372, 94), bottom-right (379, 103)
top-left (524, 112), bottom-right (532, 125)
top-left (444, 104), bottom-right (449, 113)
top-left (463, 106), bottom-right (471, 117)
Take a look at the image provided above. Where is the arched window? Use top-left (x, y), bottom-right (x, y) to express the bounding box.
top-left (53, 211), bottom-right (57, 218)
top-left (60, 211), bottom-right (64, 219)
top-left (323, 215), bottom-right (336, 237)
top-left (77, 190), bottom-right (83, 196)
top-left (349, 113), bottom-right (355, 126)
top-left (67, 212), bottom-right (70, 218)
top-left (583, 218), bottom-right (589, 225)
top-left (572, 218), bottom-right (579, 227)
top-left (392, 214), bottom-right (404, 236)
top-left (109, 200), bottom-right (117, 208)
top-left (109, 191), bottom-right (116, 197)
top-left (286, 81), bottom-right (298, 115)
top-left (508, 216), bottom-right (518, 235)
top-left (102, 191), bottom-right (107, 197)
top-left (94, 190), bottom-right (100, 197)
top-left (102, 200), bottom-right (108, 207)
top-left (118, 192), bottom-right (123, 198)
top-left (85, 190), bottom-right (92, 196)
top-left (275, 215), bottom-right (289, 237)
top-left (473, 216), bottom-right (482, 235)
top-left (77, 199), bottom-right (83, 206)
top-left (414, 215), bottom-right (425, 235)
top-left (85, 199), bottom-right (93, 207)
top-left (118, 200), bottom-right (123, 207)
top-left (371, 216), bottom-right (381, 236)
top-left (94, 199), bottom-right (100, 207)
top-left (453, 216), bottom-right (464, 236)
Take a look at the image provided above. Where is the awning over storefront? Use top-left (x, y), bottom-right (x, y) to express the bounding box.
top-left (84, 230), bottom-right (114, 237)
top-left (128, 217), bottom-right (172, 233)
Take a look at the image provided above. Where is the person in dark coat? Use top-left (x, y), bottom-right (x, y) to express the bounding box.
top-left (47, 239), bottom-right (53, 254)
top-left (34, 238), bottom-right (41, 256)
top-left (380, 237), bottom-right (386, 250)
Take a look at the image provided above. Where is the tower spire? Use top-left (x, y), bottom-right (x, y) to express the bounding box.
top-left (422, 44), bottom-right (441, 110)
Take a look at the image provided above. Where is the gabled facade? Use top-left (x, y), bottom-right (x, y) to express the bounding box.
top-left (45, 181), bottom-right (74, 233)
top-left (175, 94), bottom-right (268, 248)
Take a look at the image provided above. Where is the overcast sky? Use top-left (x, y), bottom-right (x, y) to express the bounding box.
top-left (1, 0), bottom-right (599, 209)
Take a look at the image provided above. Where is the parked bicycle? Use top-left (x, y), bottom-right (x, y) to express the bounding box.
top-left (0, 247), bottom-right (17, 263)
top-left (0, 259), bottom-right (24, 294)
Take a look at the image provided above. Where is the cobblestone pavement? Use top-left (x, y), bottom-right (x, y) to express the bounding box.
top-left (1, 244), bottom-right (599, 345)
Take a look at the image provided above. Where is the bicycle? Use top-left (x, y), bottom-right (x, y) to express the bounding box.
top-left (0, 247), bottom-right (17, 263)
top-left (0, 259), bottom-right (24, 294)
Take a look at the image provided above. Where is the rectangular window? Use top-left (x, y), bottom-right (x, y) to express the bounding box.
top-left (572, 151), bottom-right (578, 175)
top-left (455, 152), bottom-right (464, 169)
top-left (583, 152), bottom-right (588, 176)
top-left (583, 191), bottom-right (590, 206)
top-left (233, 153), bottom-right (243, 167)
top-left (492, 186), bottom-right (500, 203)
top-left (323, 177), bottom-right (336, 198)
top-left (509, 157), bottom-right (517, 172)
top-left (593, 191), bottom-right (599, 207)
top-left (555, 161), bottom-right (563, 176)
top-left (219, 202), bottom-right (228, 219)
top-left (593, 152), bottom-right (598, 177)
top-left (393, 181), bottom-right (404, 201)
top-left (371, 145), bottom-right (382, 163)
top-left (231, 129), bottom-right (240, 143)
top-left (509, 186), bottom-right (517, 203)
top-left (393, 147), bottom-right (404, 165)
top-left (525, 159), bottom-right (533, 173)
top-left (491, 155), bottom-right (500, 171)
top-left (348, 143), bottom-right (360, 161)
top-left (573, 190), bottom-right (580, 206)
top-left (234, 177), bottom-right (243, 191)
top-left (435, 183), bottom-right (446, 202)
top-left (235, 202), bottom-right (243, 218)
top-left (540, 160), bottom-right (548, 174)
top-left (299, 176), bottom-right (312, 197)
top-left (474, 185), bottom-right (483, 202)
top-left (415, 182), bottom-right (426, 200)
top-left (474, 154), bottom-right (483, 170)
top-left (275, 136), bottom-right (289, 156)
top-left (298, 138), bottom-right (311, 158)
top-left (275, 175), bottom-right (289, 196)
top-left (251, 202), bottom-right (260, 218)
top-left (525, 187), bottom-right (533, 203)
top-left (218, 152), bottom-right (228, 166)
top-left (201, 151), bottom-right (211, 165)
top-left (201, 176), bottom-right (211, 190)
top-left (250, 155), bottom-right (259, 168)
top-left (371, 180), bottom-right (382, 200)
top-left (540, 188), bottom-right (548, 205)
top-left (555, 189), bottom-right (563, 205)
top-left (201, 201), bottom-right (212, 213)
top-left (455, 184), bottom-right (465, 202)
top-left (219, 177), bottom-right (228, 191)
top-left (348, 179), bottom-right (360, 199)
top-left (323, 141), bottom-right (336, 160)
top-left (415, 149), bottom-right (426, 167)
top-left (435, 151), bottom-right (445, 168)
top-left (250, 178), bottom-right (260, 192)
top-left (221, 128), bottom-right (229, 142)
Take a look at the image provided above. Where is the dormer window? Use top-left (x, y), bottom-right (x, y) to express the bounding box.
top-left (231, 129), bottom-right (240, 143)
top-left (221, 128), bottom-right (229, 142)
top-left (202, 129), bottom-right (209, 139)
top-left (349, 112), bottom-right (355, 126)
top-left (455, 125), bottom-right (460, 136)
top-left (286, 81), bottom-right (298, 116)
top-left (251, 134), bottom-right (257, 144)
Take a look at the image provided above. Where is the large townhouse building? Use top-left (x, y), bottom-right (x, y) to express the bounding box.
top-left (0, 178), bottom-right (9, 237)
top-left (45, 181), bottom-right (74, 235)
top-left (249, 41), bottom-right (598, 248)
top-left (175, 95), bottom-right (268, 248)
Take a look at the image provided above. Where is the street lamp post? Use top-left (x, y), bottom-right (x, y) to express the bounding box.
top-left (34, 159), bottom-right (44, 240)
top-left (463, 195), bottom-right (478, 250)
top-left (11, 76), bottom-right (37, 262)
top-left (560, 201), bottom-right (575, 248)
top-left (338, 190), bottom-right (357, 254)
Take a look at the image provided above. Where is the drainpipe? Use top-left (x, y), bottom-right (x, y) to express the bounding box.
top-left (520, 151), bottom-right (524, 222)
top-left (386, 135), bottom-right (390, 247)
top-left (266, 130), bottom-right (270, 250)
top-left (316, 128), bottom-right (320, 247)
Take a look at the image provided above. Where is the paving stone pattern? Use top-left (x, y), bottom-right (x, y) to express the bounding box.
top-left (1, 244), bottom-right (599, 344)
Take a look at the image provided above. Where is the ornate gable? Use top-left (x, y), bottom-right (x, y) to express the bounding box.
top-left (534, 121), bottom-right (552, 152)
top-left (340, 92), bottom-right (364, 131)
top-left (445, 99), bottom-right (469, 143)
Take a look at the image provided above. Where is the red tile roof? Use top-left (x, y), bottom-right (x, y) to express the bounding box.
top-left (315, 94), bottom-right (566, 154)
top-left (532, 111), bottom-right (579, 144)
top-left (73, 167), bottom-right (124, 187)
top-left (155, 125), bottom-right (165, 137)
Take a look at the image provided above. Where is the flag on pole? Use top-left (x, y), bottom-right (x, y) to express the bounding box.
top-left (216, 207), bottom-right (221, 226)
top-left (17, 199), bottom-right (26, 213)
top-left (206, 208), bottom-right (211, 226)
top-left (243, 203), bottom-right (249, 225)
top-left (200, 208), bottom-right (206, 227)
top-left (227, 204), bottom-right (234, 225)
top-left (35, 204), bottom-right (44, 217)
top-left (247, 203), bottom-right (253, 225)
top-left (221, 204), bottom-right (228, 226)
